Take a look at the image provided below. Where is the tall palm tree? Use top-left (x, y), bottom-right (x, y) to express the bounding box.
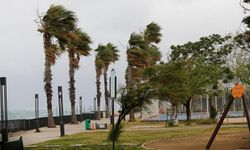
top-left (95, 59), bottom-right (103, 119)
top-left (102, 43), bottom-right (119, 118)
top-left (37, 5), bottom-right (77, 127)
top-left (95, 43), bottom-right (119, 119)
top-left (95, 46), bottom-right (104, 119)
top-left (66, 29), bottom-right (91, 123)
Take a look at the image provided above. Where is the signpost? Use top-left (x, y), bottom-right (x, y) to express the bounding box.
top-left (205, 83), bottom-right (250, 149)
top-left (110, 69), bottom-right (117, 150)
top-left (231, 83), bottom-right (245, 99)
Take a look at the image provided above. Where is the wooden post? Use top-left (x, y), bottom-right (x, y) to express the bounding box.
top-left (242, 95), bottom-right (250, 133)
top-left (205, 95), bottom-right (234, 150)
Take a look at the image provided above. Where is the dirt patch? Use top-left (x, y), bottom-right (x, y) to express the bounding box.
top-left (144, 130), bottom-right (250, 150)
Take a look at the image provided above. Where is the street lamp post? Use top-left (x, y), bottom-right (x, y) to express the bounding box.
top-left (109, 69), bottom-right (117, 150)
top-left (35, 94), bottom-right (40, 132)
top-left (0, 77), bottom-right (8, 142)
top-left (58, 86), bottom-right (65, 137)
top-left (79, 96), bottom-right (82, 122)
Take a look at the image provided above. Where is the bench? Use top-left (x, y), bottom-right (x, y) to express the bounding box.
top-left (95, 123), bottom-right (107, 129)
top-left (1, 137), bottom-right (24, 150)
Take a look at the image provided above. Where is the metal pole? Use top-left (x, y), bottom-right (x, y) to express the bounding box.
top-left (35, 94), bottom-right (40, 132)
top-left (109, 77), bottom-right (112, 125)
top-left (112, 76), bottom-right (117, 150)
top-left (206, 95), bottom-right (209, 115)
top-left (233, 99), bottom-right (236, 112)
top-left (200, 95), bottom-right (202, 113)
top-left (93, 98), bottom-right (96, 112)
top-left (79, 96), bottom-right (82, 122)
top-left (58, 86), bottom-right (65, 137)
top-left (1, 77), bottom-right (8, 142)
top-left (0, 79), bottom-right (4, 140)
top-left (242, 95), bottom-right (250, 133)
top-left (112, 97), bottom-right (115, 150)
top-left (215, 96), bottom-right (217, 111)
top-left (110, 69), bottom-right (117, 150)
top-left (205, 95), bottom-right (234, 150)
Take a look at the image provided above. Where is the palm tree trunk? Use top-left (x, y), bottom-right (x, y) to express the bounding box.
top-left (103, 66), bottom-right (110, 118)
top-left (43, 33), bottom-right (55, 127)
top-left (69, 50), bottom-right (78, 124)
top-left (96, 69), bottom-right (102, 120)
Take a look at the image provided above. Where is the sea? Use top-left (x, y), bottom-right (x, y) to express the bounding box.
top-left (7, 108), bottom-right (86, 120)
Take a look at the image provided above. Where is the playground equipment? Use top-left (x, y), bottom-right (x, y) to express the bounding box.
top-left (206, 83), bottom-right (250, 149)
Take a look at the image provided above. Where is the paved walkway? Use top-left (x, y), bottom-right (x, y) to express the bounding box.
top-left (10, 119), bottom-right (111, 146)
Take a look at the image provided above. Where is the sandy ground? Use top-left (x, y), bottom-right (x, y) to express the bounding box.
top-left (144, 130), bottom-right (250, 150)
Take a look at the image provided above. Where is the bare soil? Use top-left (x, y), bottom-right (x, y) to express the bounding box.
top-left (144, 130), bottom-right (250, 150)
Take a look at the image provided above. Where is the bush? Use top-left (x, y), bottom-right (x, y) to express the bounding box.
top-left (108, 123), bottom-right (124, 141)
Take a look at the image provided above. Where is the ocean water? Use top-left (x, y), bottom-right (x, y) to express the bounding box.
top-left (7, 108), bottom-right (75, 120)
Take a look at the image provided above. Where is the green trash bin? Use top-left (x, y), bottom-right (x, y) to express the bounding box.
top-left (85, 119), bottom-right (91, 130)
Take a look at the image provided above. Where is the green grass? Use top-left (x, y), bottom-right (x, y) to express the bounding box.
top-left (182, 118), bottom-right (217, 125)
top-left (25, 121), bottom-right (248, 150)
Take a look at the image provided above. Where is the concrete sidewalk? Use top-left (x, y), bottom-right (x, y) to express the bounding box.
top-left (10, 118), bottom-right (111, 146)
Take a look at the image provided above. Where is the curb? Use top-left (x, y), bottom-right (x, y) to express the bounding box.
top-left (141, 139), bottom-right (160, 150)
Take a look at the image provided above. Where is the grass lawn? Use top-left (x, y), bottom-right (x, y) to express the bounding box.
top-left (25, 120), bottom-right (248, 150)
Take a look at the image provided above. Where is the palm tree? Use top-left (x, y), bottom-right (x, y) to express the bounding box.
top-left (95, 46), bottom-right (104, 119)
top-left (95, 43), bottom-right (119, 119)
top-left (66, 29), bottom-right (91, 123)
top-left (37, 5), bottom-right (77, 127)
top-left (102, 43), bottom-right (119, 118)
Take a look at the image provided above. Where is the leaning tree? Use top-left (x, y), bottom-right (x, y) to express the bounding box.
top-left (66, 29), bottom-right (91, 123)
top-left (126, 22), bottom-right (162, 121)
top-left (37, 5), bottom-right (78, 127)
top-left (95, 43), bottom-right (119, 119)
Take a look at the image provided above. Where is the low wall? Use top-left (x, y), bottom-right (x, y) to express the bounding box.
top-left (2, 113), bottom-right (97, 132)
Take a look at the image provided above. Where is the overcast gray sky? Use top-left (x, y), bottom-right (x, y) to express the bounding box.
top-left (0, 0), bottom-right (244, 111)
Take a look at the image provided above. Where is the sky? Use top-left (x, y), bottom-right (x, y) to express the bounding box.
top-left (0, 0), bottom-right (245, 112)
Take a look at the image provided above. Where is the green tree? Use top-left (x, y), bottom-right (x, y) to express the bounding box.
top-left (126, 22), bottom-right (162, 121)
top-left (109, 82), bottom-right (153, 141)
top-left (144, 61), bottom-right (191, 120)
top-left (37, 5), bottom-right (77, 127)
top-left (66, 29), bottom-right (91, 123)
top-left (170, 34), bottom-right (233, 120)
